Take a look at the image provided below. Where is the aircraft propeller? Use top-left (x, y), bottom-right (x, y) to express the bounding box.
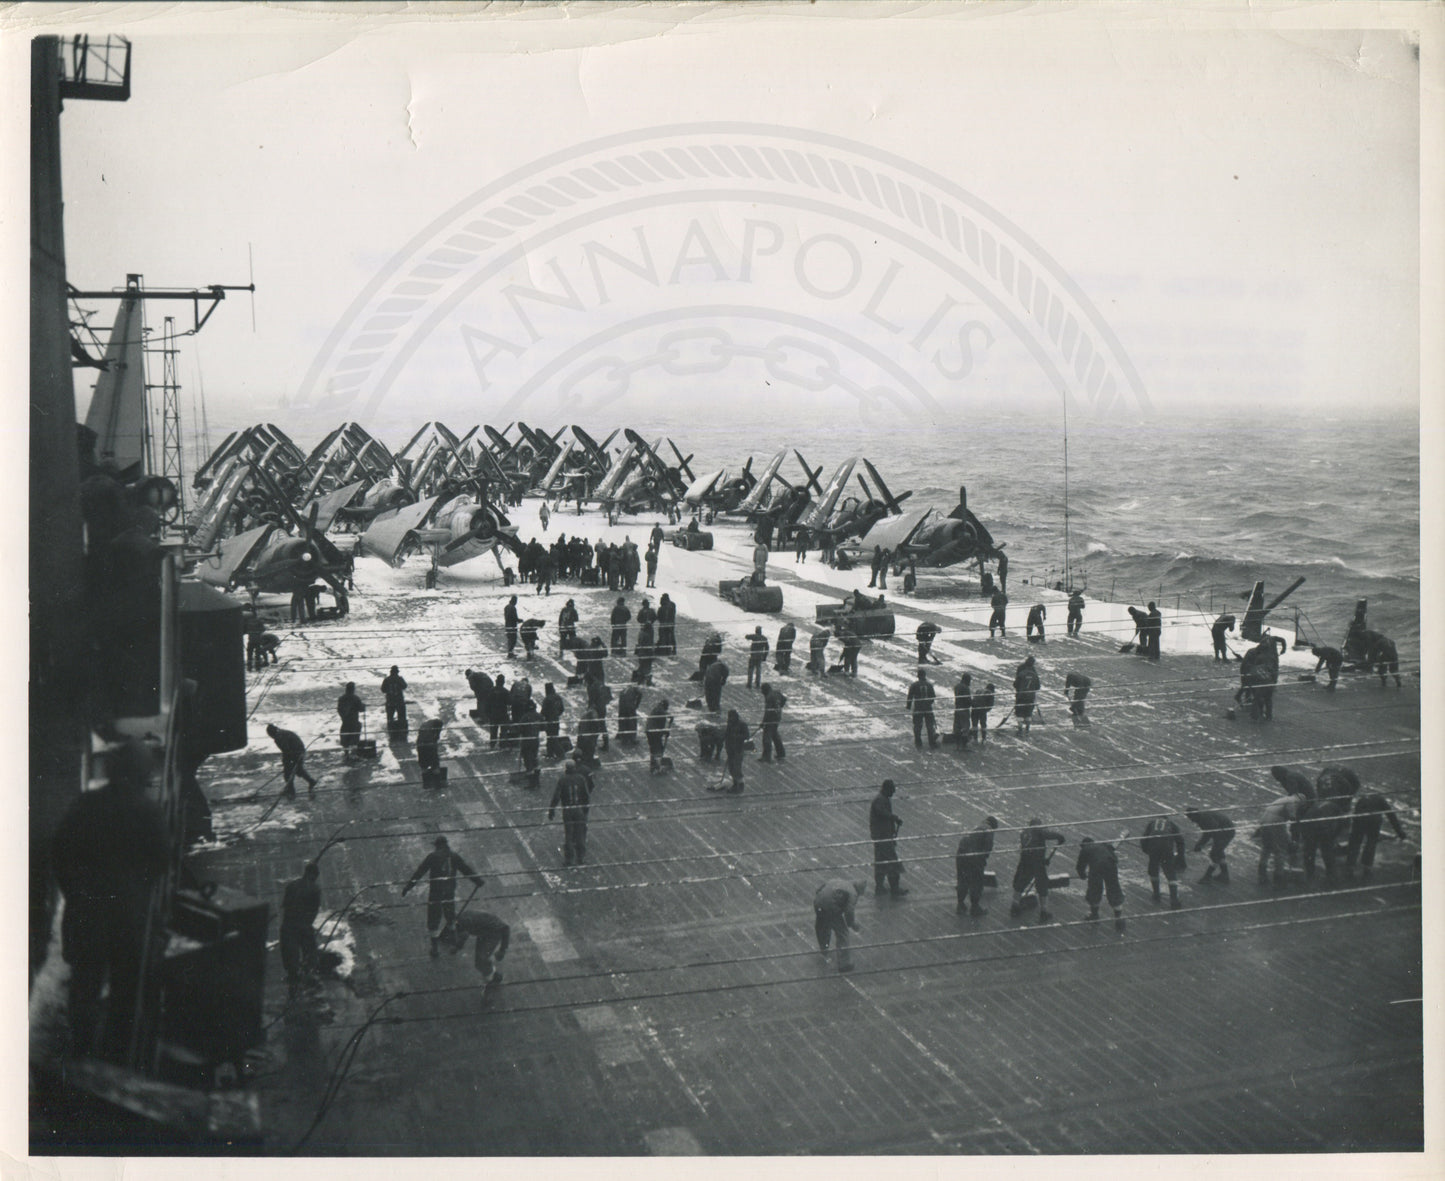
top-left (793, 450), bottom-right (826, 496)
top-left (668, 439), bottom-right (696, 483)
top-left (862, 459), bottom-right (905, 514)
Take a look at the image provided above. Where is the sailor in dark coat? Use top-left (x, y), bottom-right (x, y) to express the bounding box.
top-left (747, 627), bottom-right (770, 689)
top-left (416, 717), bottom-right (444, 773)
top-left (775, 621), bottom-right (796, 673)
top-left (955, 816), bottom-right (998, 915)
top-left (541, 683), bottom-right (567, 758)
top-left (698, 631), bottom-right (723, 677)
top-left (587, 676), bottom-right (613, 752)
top-left (722, 708), bottom-right (751, 793)
top-left (616, 683), bottom-right (643, 742)
top-left (1075, 836), bottom-right (1125, 931)
top-left (837, 622), bottom-right (862, 677)
top-left (1064, 671), bottom-right (1091, 726)
top-left (280, 862), bottom-right (322, 989)
top-left (558, 599), bottom-right (579, 653)
top-left (381, 666), bottom-right (408, 730)
top-left (513, 699), bottom-right (541, 789)
top-left (635, 598), bottom-right (657, 654)
top-left (1345, 792), bottom-right (1409, 878)
top-left (402, 836), bottom-right (486, 957)
top-left (1026, 603), bottom-right (1046, 642)
top-left (548, 761), bottom-right (594, 866)
top-left (906, 668), bottom-right (939, 748)
top-left (1298, 796), bottom-right (1352, 883)
top-left (1367, 634), bottom-right (1402, 687)
top-left (268, 723), bottom-right (317, 795)
top-left (759, 683), bottom-right (786, 762)
top-left (1012, 656), bottom-right (1040, 735)
top-left (703, 659), bottom-right (730, 714)
top-left (970, 683), bottom-right (996, 743)
top-left (951, 673), bottom-right (973, 748)
top-left (486, 675), bottom-right (511, 749)
top-left (645, 698), bottom-right (674, 773)
top-left (916, 620), bottom-right (941, 664)
top-left (807, 629), bottom-right (829, 675)
top-left (656, 593), bottom-right (677, 656)
top-left (337, 682), bottom-right (365, 758)
top-left (1184, 805), bottom-right (1235, 885)
top-left (504, 595), bottom-right (520, 656)
top-left (1212, 613), bottom-right (1236, 660)
top-left (1066, 589), bottom-right (1085, 637)
top-left (1140, 816), bottom-right (1186, 908)
top-left (466, 667), bottom-right (493, 715)
top-left (814, 879), bottom-right (867, 972)
top-left (1311, 644), bottom-right (1343, 688)
top-left (1144, 601), bottom-right (1162, 660)
top-left (1009, 818), bottom-right (1066, 923)
top-left (576, 707), bottom-right (603, 769)
top-left (988, 589), bottom-right (1008, 638)
top-left (520, 617), bottom-right (543, 660)
top-left (869, 780), bottom-right (907, 896)
top-left (610, 597), bottom-right (631, 656)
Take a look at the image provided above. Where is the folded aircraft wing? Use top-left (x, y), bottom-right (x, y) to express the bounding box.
top-left (800, 458), bottom-right (857, 531)
top-left (734, 448), bottom-right (787, 514)
top-left (189, 462), bottom-right (254, 552)
top-left (306, 479), bottom-right (367, 535)
top-left (683, 468), bottom-right (725, 504)
top-left (862, 506), bottom-right (934, 555)
top-left (361, 495), bottom-right (440, 566)
top-left (537, 440), bottom-right (573, 491)
top-left (194, 524), bottom-right (275, 589)
top-left (593, 442), bottom-right (637, 500)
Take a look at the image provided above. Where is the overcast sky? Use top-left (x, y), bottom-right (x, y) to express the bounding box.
top-left (6, 3), bottom-right (1430, 444)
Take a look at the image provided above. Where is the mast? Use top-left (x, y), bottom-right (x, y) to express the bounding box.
top-left (157, 315), bottom-right (185, 523)
top-left (1062, 396), bottom-right (1073, 592)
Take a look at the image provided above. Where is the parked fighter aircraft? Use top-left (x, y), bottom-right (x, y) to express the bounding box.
top-left (297, 423), bottom-right (406, 523)
top-left (361, 484), bottom-right (522, 570)
top-left (578, 430), bottom-right (682, 518)
top-left (191, 424), bottom-right (307, 494)
top-left (600, 430), bottom-right (694, 517)
top-left (797, 457), bottom-right (859, 535)
top-left (735, 450), bottom-right (826, 544)
top-left (590, 436), bottom-right (640, 503)
top-left (188, 430), bottom-right (313, 549)
top-left (627, 431), bottom-right (694, 498)
top-left (852, 485), bottom-right (997, 573)
top-left (517, 422), bottom-right (565, 469)
top-left (540, 426), bottom-right (619, 502)
top-left (807, 459), bottom-right (912, 548)
top-left (729, 448), bottom-right (791, 517)
top-left (682, 452), bottom-right (768, 513)
top-left (326, 422), bottom-right (501, 530)
top-left (484, 421), bottom-right (563, 490)
top-left (193, 466), bottom-right (353, 594)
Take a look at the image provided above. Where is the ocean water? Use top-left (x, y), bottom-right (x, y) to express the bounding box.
top-left (663, 409), bottom-right (1422, 651)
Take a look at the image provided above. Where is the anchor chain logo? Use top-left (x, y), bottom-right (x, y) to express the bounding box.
top-left (296, 124), bottom-right (1148, 427)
